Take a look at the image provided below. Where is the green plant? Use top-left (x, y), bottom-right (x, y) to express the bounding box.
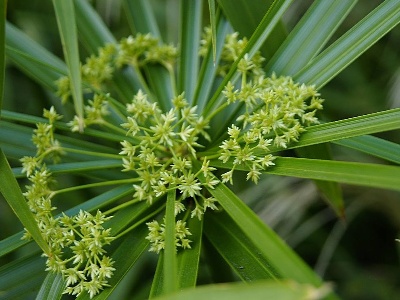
top-left (1, 0), bottom-right (400, 299)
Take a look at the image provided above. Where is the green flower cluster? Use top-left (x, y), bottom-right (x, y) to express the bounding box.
top-left (20, 109), bottom-right (115, 298)
top-left (119, 90), bottom-right (219, 221)
top-left (200, 29), bottom-right (264, 77)
top-left (146, 219), bottom-right (192, 254)
top-left (220, 74), bottom-right (323, 184)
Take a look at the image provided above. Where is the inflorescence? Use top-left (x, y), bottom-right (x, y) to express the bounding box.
top-left (20, 28), bottom-right (323, 298)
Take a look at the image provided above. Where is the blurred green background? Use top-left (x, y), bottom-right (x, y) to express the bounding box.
top-left (1, 0), bottom-right (400, 299)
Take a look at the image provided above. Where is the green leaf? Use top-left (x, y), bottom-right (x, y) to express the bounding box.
top-left (0, 252), bottom-right (46, 299)
top-left (334, 135), bottom-right (400, 164)
top-left (204, 210), bottom-right (279, 280)
top-left (0, 233), bottom-right (26, 258)
top-left (0, 0), bottom-right (5, 113)
top-left (208, 0), bottom-right (217, 64)
top-left (212, 157), bottom-right (400, 191)
top-left (53, 0), bottom-right (84, 131)
top-left (5, 23), bottom-right (67, 91)
top-left (123, 0), bottom-right (161, 38)
top-left (0, 150), bottom-right (50, 254)
top-left (178, 0), bottom-right (202, 104)
top-left (217, 0), bottom-right (287, 60)
top-left (176, 216), bottom-right (203, 289)
top-left (194, 162), bottom-right (323, 286)
top-left (266, 0), bottom-right (357, 75)
top-left (73, 0), bottom-right (115, 49)
top-left (35, 272), bottom-right (65, 300)
top-left (296, 144), bottom-right (345, 219)
top-left (154, 280), bottom-right (331, 300)
top-left (295, 109), bottom-right (400, 149)
top-left (193, 16), bottom-right (230, 112)
top-left (164, 189), bottom-right (178, 294)
top-left (295, 0), bottom-right (400, 88)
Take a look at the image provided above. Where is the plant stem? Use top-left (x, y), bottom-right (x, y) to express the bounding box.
top-left (63, 146), bottom-right (121, 159)
top-left (114, 203), bottom-right (165, 239)
top-left (53, 178), bottom-right (140, 196)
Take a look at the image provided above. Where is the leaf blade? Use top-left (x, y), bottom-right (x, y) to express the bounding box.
top-left (194, 162), bottom-right (323, 286)
top-left (53, 0), bottom-right (84, 131)
top-left (211, 157), bottom-right (400, 191)
top-left (266, 0), bottom-right (357, 75)
top-left (295, 0), bottom-right (400, 88)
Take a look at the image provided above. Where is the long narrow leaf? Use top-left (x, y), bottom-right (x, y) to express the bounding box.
top-left (123, 0), bottom-right (161, 38)
top-left (217, 0), bottom-right (287, 60)
top-left (178, 0), bottom-right (202, 104)
top-left (53, 0), bottom-right (84, 131)
top-left (295, 0), bottom-right (400, 88)
top-left (0, 252), bottom-right (46, 299)
top-left (0, 150), bottom-right (50, 254)
top-left (176, 217), bottom-right (203, 289)
top-left (0, 0), bottom-right (5, 113)
top-left (205, 210), bottom-right (279, 280)
top-left (35, 272), bottom-right (65, 300)
top-left (334, 135), bottom-right (400, 164)
top-left (5, 23), bottom-right (67, 91)
top-left (155, 280), bottom-right (330, 300)
top-left (193, 15), bottom-right (230, 112)
top-left (296, 144), bottom-right (344, 219)
top-left (194, 162), bottom-right (323, 286)
top-left (266, 0), bottom-right (357, 75)
top-left (295, 108), bottom-right (400, 149)
top-left (0, 233), bottom-right (26, 257)
top-left (208, 0), bottom-right (217, 64)
top-left (211, 157), bottom-right (400, 191)
top-left (164, 189), bottom-right (178, 294)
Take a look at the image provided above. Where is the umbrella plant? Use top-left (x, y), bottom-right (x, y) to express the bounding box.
top-left (1, 0), bottom-right (400, 299)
